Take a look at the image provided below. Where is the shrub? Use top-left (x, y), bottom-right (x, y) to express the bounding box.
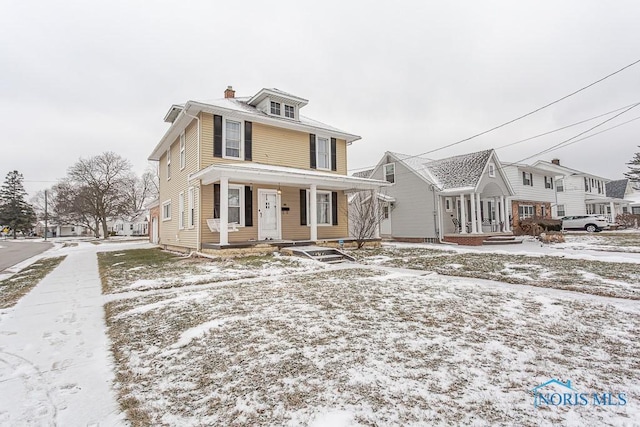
top-left (515, 218), bottom-right (562, 236)
top-left (615, 213), bottom-right (640, 228)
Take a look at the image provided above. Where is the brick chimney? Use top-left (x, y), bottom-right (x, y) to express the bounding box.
top-left (224, 86), bottom-right (235, 98)
top-left (551, 158), bottom-right (560, 166)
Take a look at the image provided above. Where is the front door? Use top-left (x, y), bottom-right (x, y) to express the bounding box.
top-left (380, 203), bottom-right (391, 235)
top-left (258, 189), bottom-right (280, 240)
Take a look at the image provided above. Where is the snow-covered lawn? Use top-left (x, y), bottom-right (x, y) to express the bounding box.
top-left (102, 249), bottom-right (639, 426)
top-left (350, 246), bottom-right (640, 300)
top-left (555, 232), bottom-right (640, 253)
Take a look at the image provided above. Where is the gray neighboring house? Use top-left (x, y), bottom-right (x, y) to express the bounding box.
top-left (360, 149), bottom-right (514, 243)
top-left (605, 179), bottom-right (635, 217)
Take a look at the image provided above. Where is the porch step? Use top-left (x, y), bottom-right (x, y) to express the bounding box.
top-left (281, 245), bottom-right (356, 263)
top-left (482, 235), bottom-right (523, 245)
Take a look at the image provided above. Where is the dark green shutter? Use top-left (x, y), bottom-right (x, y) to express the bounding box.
top-left (332, 191), bottom-right (338, 225)
top-left (309, 134), bottom-right (316, 169)
top-left (213, 184), bottom-right (220, 219)
top-left (244, 186), bottom-right (253, 226)
top-left (244, 121), bottom-right (252, 161)
top-left (330, 138), bottom-right (337, 171)
top-left (300, 189), bottom-right (307, 225)
top-left (214, 115), bottom-right (223, 158)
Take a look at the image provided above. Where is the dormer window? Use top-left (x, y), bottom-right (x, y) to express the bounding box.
top-left (488, 163), bottom-right (495, 177)
top-left (270, 101), bottom-right (281, 115)
top-left (285, 104), bottom-right (295, 119)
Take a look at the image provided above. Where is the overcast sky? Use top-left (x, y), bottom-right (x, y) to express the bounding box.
top-left (2, 0), bottom-right (639, 197)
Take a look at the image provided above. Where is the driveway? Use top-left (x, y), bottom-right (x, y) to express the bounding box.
top-left (0, 240), bottom-right (53, 271)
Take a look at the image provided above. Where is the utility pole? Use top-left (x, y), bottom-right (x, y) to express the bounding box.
top-left (44, 189), bottom-right (48, 241)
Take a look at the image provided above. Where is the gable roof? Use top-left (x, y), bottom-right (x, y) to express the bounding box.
top-left (605, 179), bottom-right (629, 199)
top-left (351, 169), bottom-right (373, 178)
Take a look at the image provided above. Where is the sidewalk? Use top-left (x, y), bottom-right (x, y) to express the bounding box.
top-left (0, 243), bottom-right (125, 426)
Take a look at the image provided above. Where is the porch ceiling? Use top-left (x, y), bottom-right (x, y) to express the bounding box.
top-left (189, 163), bottom-right (390, 191)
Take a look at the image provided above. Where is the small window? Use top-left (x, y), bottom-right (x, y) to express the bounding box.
top-left (284, 104), bottom-right (295, 118)
top-left (188, 187), bottom-right (195, 228)
top-left (270, 101), bottom-right (281, 115)
top-left (178, 192), bottom-right (185, 229)
top-left (316, 137), bottom-right (330, 169)
top-left (225, 120), bottom-right (241, 158)
top-left (179, 132), bottom-right (186, 170)
top-left (488, 163), bottom-right (495, 177)
top-left (557, 179), bottom-right (564, 192)
top-left (623, 206), bottom-right (628, 214)
top-left (162, 200), bottom-right (172, 221)
top-left (522, 171), bottom-right (532, 186)
top-left (544, 176), bottom-right (553, 189)
top-left (166, 149), bottom-right (171, 180)
top-left (306, 190), bottom-right (332, 226)
top-left (557, 204), bottom-right (565, 217)
top-left (228, 187), bottom-right (241, 224)
top-left (445, 197), bottom-right (452, 212)
top-left (518, 205), bottom-right (534, 219)
top-left (382, 205), bottom-right (390, 219)
top-left (384, 163), bottom-right (395, 183)
top-left (584, 177), bottom-right (589, 191)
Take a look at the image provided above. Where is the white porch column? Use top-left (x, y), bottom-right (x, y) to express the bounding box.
top-left (372, 190), bottom-right (380, 239)
top-left (494, 196), bottom-right (500, 231)
top-left (470, 193), bottom-right (478, 233)
top-left (310, 184), bottom-right (318, 241)
top-left (475, 193), bottom-right (482, 232)
top-left (500, 196), bottom-right (508, 232)
top-left (460, 194), bottom-right (467, 234)
top-left (220, 177), bottom-right (229, 245)
top-left (610, 201), bottom-right (616, 223)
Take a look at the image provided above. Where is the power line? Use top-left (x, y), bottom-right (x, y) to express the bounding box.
top-left (494, 102), bottom-right (640, 150)
top-left (507, 102), bottom-right (640, 165)
top-left (348, 58), bottom-right (640, 172)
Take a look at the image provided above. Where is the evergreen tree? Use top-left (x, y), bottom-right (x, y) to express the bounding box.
top-left (625, 146), bottom-right (640, 185)
top-left (0, 170), bottom-right (36, 239)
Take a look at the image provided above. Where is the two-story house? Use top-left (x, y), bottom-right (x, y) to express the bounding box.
top-left (533, 159), bottom-right (625, 222)
top-left (502, 163), bottom-right (558, 227)
top-left (148, 86), bottom-right (388, 252)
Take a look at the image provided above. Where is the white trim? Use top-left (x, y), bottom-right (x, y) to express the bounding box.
top-left (315, 135), bottom-right (331, 170)
top-left (188, 186), bottom-right (195, 229)
top-left (166, 148), bottom-right (171, 180)
top-left (161, 199), bottom-right (172, 221)
top-left (223, 118), bottom-right (243, 160)
top-left (306, 189), bottom-right (332, 226)
top-left (258, 189), bottom-right (282, 240)
top-left (383, 163), bottom-right (395, 184)
top-left (179, 132), bottom-right (186, 170)
top-left (178, 192), bottom-right (185, 229)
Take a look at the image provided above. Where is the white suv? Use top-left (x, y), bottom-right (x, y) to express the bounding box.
top-left (561, 215), bottom-right (610, 232)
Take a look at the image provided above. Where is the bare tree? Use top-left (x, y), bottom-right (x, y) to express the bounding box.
top-left (348, 191), bottom-right (389, 249)
top-left (67, 152), bottom-right (134, 239)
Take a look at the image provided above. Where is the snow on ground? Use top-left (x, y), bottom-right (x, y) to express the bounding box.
top-left (0, 240), bottom-right (151, 426)
top-left (103, 250), bottom-right (640, 426)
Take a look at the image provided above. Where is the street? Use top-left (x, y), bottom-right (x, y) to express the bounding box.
top-left (0, 240), bottom-right (53, 271)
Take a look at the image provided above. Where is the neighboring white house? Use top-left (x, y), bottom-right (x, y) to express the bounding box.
top-left (533, 159), bottom-right (631, 223)
top-left (111, 212), bottom-right (149, 236)
top-left (34, 221), bottom-right (90, 238)
top-left (357, 149), bottom-right (514, 244)
top-left (502, 163), bottom-right (558, 227)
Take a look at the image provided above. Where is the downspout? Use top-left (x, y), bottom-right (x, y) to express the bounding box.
top-left (183, 108), bottom-right (201, 251)
top-left (431, 185), bottom-right (444, 243)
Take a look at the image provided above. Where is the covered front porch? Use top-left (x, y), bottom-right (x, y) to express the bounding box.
top-left (189, 163), bottom-right (389, 248)
top-left (439, 181), bottom-right (513, 239)
top-left (586, 197), bottom-right (634, 223)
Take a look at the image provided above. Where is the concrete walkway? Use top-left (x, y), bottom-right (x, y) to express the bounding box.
top-left (0, 243), bottom-right (125, 426)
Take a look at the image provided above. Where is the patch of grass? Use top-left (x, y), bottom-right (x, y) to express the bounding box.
top-left (351, 247), bottom-right (640, 299)
top-left (0, 256), bottom-right (66, 308)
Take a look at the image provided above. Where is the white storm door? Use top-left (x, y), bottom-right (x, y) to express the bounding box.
top-left (380, 203), bottom-right (392, 235)
top-left (152, 217), bottom-right (159, 244)
top-left (258, 189), bottom-right (280, 240)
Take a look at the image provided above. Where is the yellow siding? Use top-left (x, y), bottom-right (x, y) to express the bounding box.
top-left (158, 119), bottom-right (200, 250)
top-left (198, 113), bottom-right (348, 174)
top-left (200, 184), bottom-right (348, 244)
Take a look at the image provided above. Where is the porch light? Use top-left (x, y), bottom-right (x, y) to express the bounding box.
top-left (277, 184), bottom-right (282, 195)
